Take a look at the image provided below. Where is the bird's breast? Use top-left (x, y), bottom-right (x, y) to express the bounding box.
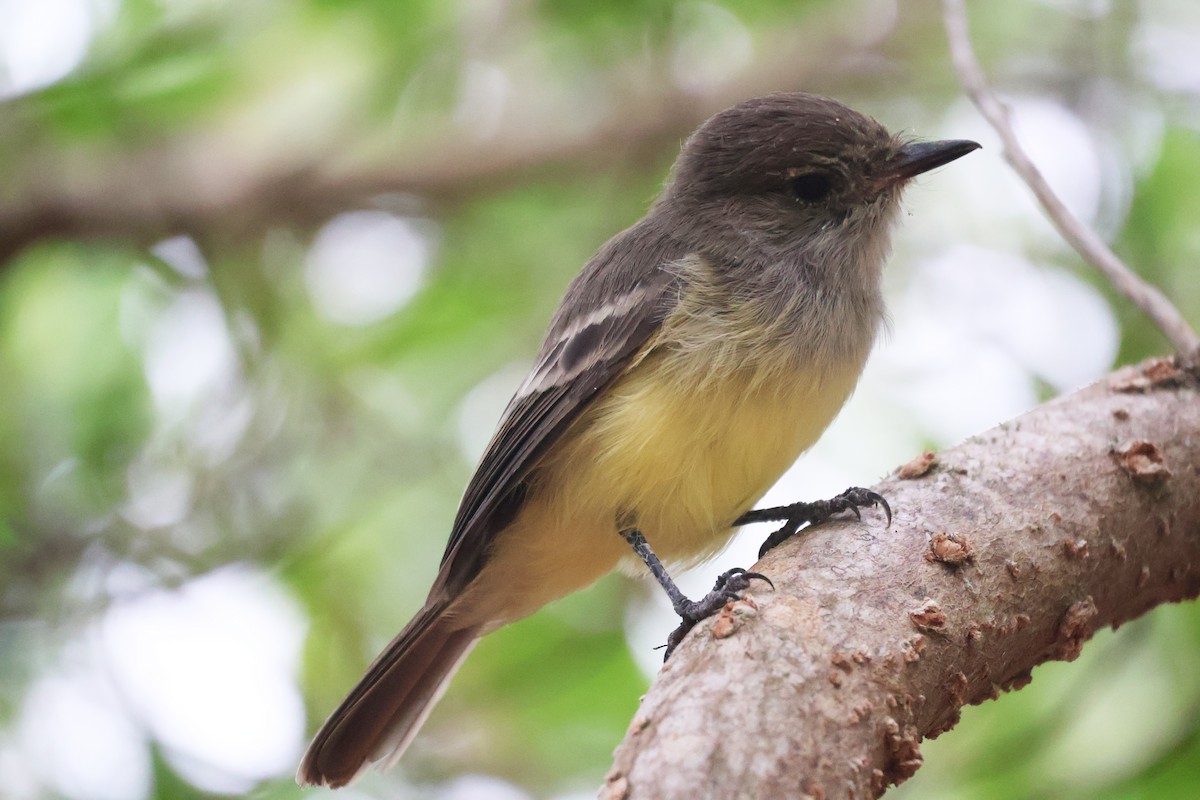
top-left (462, 340), bottom-right (870, 625)
top-left (561, 342), bottom-right (869, 567)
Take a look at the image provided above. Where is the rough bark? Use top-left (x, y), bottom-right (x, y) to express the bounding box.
top-left (603, 356), bottom-right (1200, 800)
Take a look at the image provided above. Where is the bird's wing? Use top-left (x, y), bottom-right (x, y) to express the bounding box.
top-left (432, 226), bottom-right (687, 597)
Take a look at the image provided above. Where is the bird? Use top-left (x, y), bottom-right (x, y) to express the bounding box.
top-left (297, 91), bottom-right (979, 788)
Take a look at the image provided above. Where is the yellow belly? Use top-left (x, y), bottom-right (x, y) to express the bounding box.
top-left (460, 349), bottom-right (865, 624)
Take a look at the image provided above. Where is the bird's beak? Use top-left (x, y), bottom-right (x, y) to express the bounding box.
top-left (880, 139), bottom-right (981, 184)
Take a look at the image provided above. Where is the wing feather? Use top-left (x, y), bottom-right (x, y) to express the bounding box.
top-left (432, 222), bottom-right (687, 596)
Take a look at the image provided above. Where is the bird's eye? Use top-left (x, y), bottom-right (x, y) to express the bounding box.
top-left (788, 171), bottom-right (833, 203)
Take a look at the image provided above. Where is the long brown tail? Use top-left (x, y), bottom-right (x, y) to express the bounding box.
top-left (297, 603), bottom-right (481, 788)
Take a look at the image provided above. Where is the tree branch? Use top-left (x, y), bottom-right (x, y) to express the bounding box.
top-left (0, 6), bottom-right (885, 265)
top-left (940, 0), bottom-right (1200, 356)
top-left (604, 357), bottom-right (1200, 799)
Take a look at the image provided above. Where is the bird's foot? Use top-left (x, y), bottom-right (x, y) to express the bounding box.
top-left (622, 528), bottom-right (772, 661)
top-left (735, 486), bottom-right (891, 558)
top-left (662, 567), bottom-right (773, 660)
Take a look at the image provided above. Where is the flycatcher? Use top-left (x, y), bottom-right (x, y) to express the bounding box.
top-left (298, 92), bottom-right (979, 788)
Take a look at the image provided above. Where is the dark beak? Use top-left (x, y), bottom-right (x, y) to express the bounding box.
top-left (882, 139), bottom-right (981, 183)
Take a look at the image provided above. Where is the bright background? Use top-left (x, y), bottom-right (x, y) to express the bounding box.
top-left (1, 1), bottom-right (1198, 798)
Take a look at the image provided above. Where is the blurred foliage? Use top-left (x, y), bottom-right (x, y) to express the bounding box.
top-left (1, 0), bottom-right (1199, 799)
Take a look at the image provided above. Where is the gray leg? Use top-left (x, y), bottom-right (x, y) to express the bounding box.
top-left (621, 528), bottom-right (772, 660)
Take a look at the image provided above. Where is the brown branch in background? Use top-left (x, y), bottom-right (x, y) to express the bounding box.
top-left (604, 358), bottom-right (1200, 798)
top-left (0, 3), bottom-right (891, 265)
top-left (941, 0), bottom-right (1200, 356)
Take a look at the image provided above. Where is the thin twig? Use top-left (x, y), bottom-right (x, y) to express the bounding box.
top-left (941, 0), bottom-right (1200, 356)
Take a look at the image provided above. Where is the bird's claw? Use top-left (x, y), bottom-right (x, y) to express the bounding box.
top-left (742, 486), bottom-right (892, 558)
top-left (663, 567), bottom-right (773, 661)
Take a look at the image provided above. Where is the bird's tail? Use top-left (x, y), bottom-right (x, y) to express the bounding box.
top-left (297, 603), bottom-right (481, 788)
